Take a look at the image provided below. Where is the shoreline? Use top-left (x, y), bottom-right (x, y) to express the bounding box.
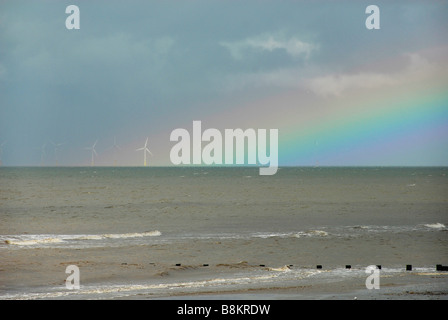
top-left (2, 250), bottom-right (447, 300)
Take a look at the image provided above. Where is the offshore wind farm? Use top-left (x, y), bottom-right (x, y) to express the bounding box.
top-left (0, 136), bottom-right (157, 167)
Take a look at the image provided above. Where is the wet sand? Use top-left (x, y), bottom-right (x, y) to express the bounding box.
top-left (2, 243), bottom-right (447, 300)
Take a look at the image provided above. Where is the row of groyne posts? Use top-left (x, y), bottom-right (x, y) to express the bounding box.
top-left (173, 263), bottom-right (448, 271)
top-left (316, 264), bottom-right (448, 271)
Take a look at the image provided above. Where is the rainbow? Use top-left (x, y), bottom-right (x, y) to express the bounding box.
top-left (279, 84), bottom-right (448, 166)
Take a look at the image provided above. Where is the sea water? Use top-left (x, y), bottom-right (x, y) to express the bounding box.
top-left (1, 167), bottom-right (447, 299)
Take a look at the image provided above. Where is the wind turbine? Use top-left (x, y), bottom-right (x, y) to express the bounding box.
top-left (136, 137), bottom-right (152, 167)
top-left (51, 141), bottom-right (65, 166)
top-left (85, 140), bottom-right (98, 166)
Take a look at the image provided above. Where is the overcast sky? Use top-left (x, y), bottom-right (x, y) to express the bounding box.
top-left (1, 0), bottom-right (447, 166)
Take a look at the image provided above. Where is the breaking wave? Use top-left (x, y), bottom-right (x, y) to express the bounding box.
top-left (252, 230), bottom-right (329, 239)
top-left (423, 223), bottom-right (446, 230)
top-left (2, 231), bottom-right (161, 246)
top-left (293, 230), bottom-right (329, 238)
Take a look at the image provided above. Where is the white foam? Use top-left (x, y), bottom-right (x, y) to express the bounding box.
top-left (102, 231), bottom-right (162, 239)
top-left (424, 223), bottom-right (445, 229)
top-left (76, 235), bottom-right (103, 240)
top-left (253, 230), bottom-right (328, 239)
top-left (268, 265), bottom-right (291, 272)
top-left (3, 231), bottom-right (162, 246)
top-left (253, 232), bottom-right (291, 239)
top-left (294, 230), bottom-right (329, 238)
top-left (4, 238), bottom-right (64, 246)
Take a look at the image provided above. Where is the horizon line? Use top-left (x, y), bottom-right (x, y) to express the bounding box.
top-left (0, 165), bottom-right (447, 169)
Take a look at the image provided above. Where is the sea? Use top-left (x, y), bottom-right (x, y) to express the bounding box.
top-left (0, 167), bottom-right (447, 300)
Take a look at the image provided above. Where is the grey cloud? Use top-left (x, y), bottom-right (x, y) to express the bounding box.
top-left (220, 33), bottom-right (317, 60)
